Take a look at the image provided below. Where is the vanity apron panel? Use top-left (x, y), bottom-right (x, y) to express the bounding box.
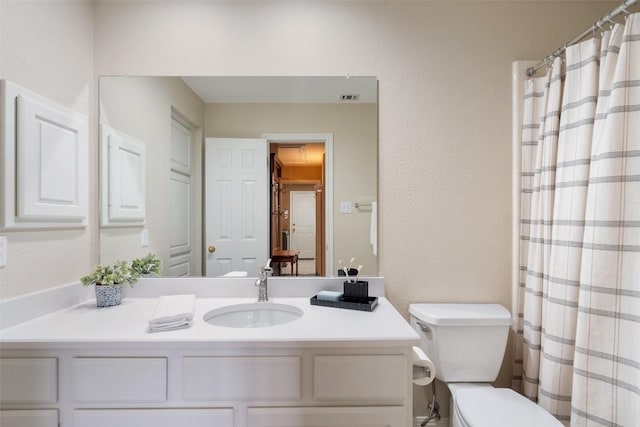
top-left (247, 406), bottom-right (406, 427)
top-left (313, 355), bottom-right (408, 401)
top-left (71, 357), bottom-right (167, 403)
top-left (73, 408), bottom-right (233, 427)
top-left (183, 356), bottom-right (301, 401)
top-left (0, 358), bottom-right (57, 404)
top-left (0, 409), bottom-right (58, 427)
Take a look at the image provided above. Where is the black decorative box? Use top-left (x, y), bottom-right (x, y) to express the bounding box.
top-left (310, 295), bottom-right (378, 312)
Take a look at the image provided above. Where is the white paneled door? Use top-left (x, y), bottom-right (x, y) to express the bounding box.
top-left (169, 117), bottom-right (193, 277)
top-left (290, 191), bottom-right (316, 259)
top-left (205, 138), bottom-right (268, 277)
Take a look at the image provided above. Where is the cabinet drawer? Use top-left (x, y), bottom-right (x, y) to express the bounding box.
top-left (72, 357), bottom-right (167, 403)
top-left (74, 408), bottom-right (233, 427)
top-left (0, 410), bottom-right (58, 427)
top-left (183, 356), bottom-right (301, 401)
top-left (313, 355), bottom-right (407, 401)
top-left (0, 358), bottom-right (57, 404)
top-left (247, 406), bottom-right (406, 427)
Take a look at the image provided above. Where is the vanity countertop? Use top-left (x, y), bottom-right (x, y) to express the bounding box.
top-left (0, 297), bottom-right (419, 350)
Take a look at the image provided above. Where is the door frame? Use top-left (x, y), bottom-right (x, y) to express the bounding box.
top-left (261, 133), bottom-right (333, 275)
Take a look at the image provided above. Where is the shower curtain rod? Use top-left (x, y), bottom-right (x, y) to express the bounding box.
top-left (526, 0), bottom-right (637, 77)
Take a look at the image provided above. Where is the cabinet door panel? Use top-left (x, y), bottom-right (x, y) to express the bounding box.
top-left (74, 409), bottom-right (233, 427)
top-left (247, 406), bottom-right (406, 427)
top-left (183, 356), bottom-right (300, 401)
top-left (0, 358), bottom-right (57, 403)
top-left (0, 410), bottom-right (58, 427)
top-left (314, 355), bottom-right (407, 401)
top-left (71, 357), bottom-right (166, 403)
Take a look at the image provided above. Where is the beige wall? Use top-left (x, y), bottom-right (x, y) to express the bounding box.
top-left (99, 76), bottom-right (205, 275)
top-left (0, 0), bottom-right (95, 298)
top-left (205, 103), bottom-right (378, 275)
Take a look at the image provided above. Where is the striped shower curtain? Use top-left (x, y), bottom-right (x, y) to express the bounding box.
top-left (513, 13), bottom-right (639, 427)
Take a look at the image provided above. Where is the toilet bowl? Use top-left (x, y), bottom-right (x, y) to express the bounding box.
top-left (409, 303), bottom-right (562, 427)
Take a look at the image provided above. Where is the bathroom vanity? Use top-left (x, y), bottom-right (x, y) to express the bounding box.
top-left (0, 278), bottom-right (419, 427)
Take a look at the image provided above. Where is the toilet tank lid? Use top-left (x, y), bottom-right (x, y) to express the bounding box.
top-left (409, 304), bottom-right (511, 326)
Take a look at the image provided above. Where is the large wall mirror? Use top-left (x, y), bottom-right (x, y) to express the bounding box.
top-left (99, 76), bottom-right (378, 278)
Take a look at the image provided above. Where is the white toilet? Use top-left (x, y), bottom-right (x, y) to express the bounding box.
top-left (409, 303), bottom-right (563, 427)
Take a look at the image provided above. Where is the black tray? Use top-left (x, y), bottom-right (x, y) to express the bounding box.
top-left (310, 295), bottom-right (378, 312)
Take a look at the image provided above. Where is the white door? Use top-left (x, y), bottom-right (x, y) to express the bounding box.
top-left (290, 191), bottom-right (316, 259)
top-left (205, 138), bottom-right (268, 277)
top-left (169, 117), bottom-right (192, 277)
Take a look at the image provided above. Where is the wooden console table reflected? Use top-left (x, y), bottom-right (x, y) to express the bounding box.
top-left (271, 249), bottom-right (300, 276)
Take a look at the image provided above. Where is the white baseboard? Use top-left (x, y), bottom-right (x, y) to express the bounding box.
top-left (415, 416), bottom-right (449, 426)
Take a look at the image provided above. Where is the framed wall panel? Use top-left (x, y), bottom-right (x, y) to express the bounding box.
top-left (100, 124), bottom-right (146, 227)
top-left (1, 80), bottom-right (88, 229)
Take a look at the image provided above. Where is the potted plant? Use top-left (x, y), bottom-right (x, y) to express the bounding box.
top-left (131, 253), bottom-right (162, 278)
top-left (81, 261), bottom-right (137, 307)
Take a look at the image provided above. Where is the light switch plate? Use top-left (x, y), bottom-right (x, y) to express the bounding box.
top-left (0, 236), bottom-right (7, 267)
top-left (141, 229), bottom-right (149, 247)
top-left (340, 201), bottom-right (353, 214)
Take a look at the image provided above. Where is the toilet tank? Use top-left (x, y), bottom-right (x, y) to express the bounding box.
top-left (409, 303), bottom-right (511, 383)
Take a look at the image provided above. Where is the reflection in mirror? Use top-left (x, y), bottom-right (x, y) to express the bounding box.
top-left (99, 76), bottom-right (377, 278)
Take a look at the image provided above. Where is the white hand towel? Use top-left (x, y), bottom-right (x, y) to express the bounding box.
top-left (370, 201), bottom-right (378, 256)
top-left (148, 294), bottom-right (196, 326)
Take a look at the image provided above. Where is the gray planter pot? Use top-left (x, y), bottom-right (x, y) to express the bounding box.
top-left (95, 285), bottom-right (122, 307)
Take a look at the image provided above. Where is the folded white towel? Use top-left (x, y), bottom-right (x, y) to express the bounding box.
top-left (148, 294), bottom-right (196, 326)
top-left (148, 319), bottom-right (192, 333)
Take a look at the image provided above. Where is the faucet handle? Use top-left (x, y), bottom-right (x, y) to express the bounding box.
top-left (262, 258), bottom-right (273, 275)
top-left (258, 265), bottom-right (272, 279)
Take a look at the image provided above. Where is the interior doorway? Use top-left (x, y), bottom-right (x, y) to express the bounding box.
top-left (290, 191), bottom-right (316, 259)
top-left (268, 140), bottom-right (326, 276)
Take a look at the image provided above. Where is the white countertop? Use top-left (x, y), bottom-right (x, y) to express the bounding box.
top-left (0, 297), bottom-right (419, 350)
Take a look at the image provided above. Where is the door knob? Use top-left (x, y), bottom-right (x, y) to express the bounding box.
top-left (208, 245), bottom-right (216, 253)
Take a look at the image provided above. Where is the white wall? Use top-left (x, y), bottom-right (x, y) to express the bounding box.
top-left (205, 102), bottom-right (378, 275)
top-left (0, 0), bottom-right (95, 299)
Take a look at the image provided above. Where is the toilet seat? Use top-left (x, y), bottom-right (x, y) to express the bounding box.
top-left (454, 387), bottom-right (563, 427)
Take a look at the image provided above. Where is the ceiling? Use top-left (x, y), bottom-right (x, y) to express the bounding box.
top-left (180, 76), bottom-right (377, 104)
top-left (275, 143), bottom-right (325, 167)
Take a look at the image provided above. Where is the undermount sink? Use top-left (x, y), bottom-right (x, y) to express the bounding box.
top-left (203, 303), bottom-right (304, 328)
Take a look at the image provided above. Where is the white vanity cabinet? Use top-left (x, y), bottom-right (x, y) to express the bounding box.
top-left (0, 347), bottom-right (411, 427)
top-left (0, 293), bottom-right (419, 427)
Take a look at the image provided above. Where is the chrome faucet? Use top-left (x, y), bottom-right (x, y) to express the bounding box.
top-left (255, 258), bottom-right (272, 302)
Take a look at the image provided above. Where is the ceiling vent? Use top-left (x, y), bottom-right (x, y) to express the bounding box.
top-left (340, 94), bottom-right (360, 101)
